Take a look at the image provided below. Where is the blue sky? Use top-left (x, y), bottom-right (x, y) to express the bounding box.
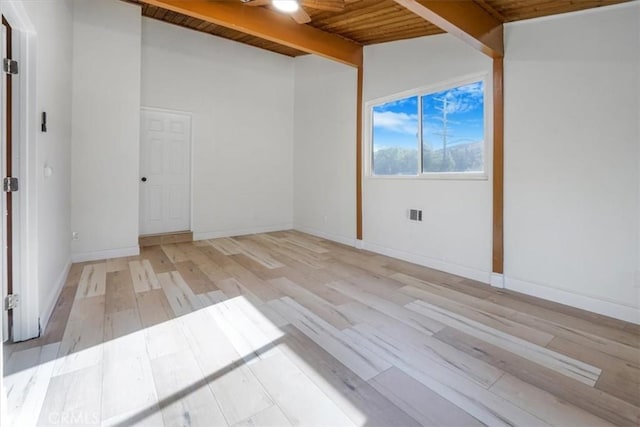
top-left (372, 81), bottom-right (484, 151)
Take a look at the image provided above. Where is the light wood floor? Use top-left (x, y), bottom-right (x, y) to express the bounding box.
top-left (3, 230), bottom-right (640, 426)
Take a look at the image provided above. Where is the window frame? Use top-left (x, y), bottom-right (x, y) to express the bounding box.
top-left (366, 73), bottom-right (490, 181)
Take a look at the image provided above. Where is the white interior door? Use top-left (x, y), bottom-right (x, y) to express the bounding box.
top-left (140, 109), bottom-right (191, 235)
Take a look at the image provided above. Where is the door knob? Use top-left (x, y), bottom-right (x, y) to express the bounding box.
top-left (141, 177), bottom-right (147, 182)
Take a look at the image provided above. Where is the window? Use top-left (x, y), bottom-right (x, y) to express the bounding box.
top-left (371, 95), bottom-right (419, 176)
top-left (370, 78), bottom-right (486, 178)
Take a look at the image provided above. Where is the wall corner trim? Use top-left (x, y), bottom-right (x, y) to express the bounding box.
top-left (193, 224), bottom-right (293, 241)
top-left (71, 246), bottom-right (140, 263)
top-left (38, 259), bottom-right (72, 337)
top-left (293, 226), bottom-right (356, 248)
top-left (490, 273), bottom-right (505, 289)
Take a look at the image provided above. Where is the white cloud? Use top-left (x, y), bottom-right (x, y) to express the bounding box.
top-left (444, 98), bottom-right (476, 114)
top-left (431, 81), bottom-right (484, 114)
top-left (373, 110), bottom-right (418, 135)
top-left (452, 81), bottom-right (483, 97)
top-left (380, 96), bottom-right (417, 111)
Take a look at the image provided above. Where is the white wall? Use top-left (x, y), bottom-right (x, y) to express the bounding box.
top-left (504, 3), bottom-right (640, 323)
top-left (638, 5), bottom-right (640, 308)
top-left (293, 55), bottom-right (356, 245)
top-left (8, 0), bottom-right (635, 337)
top-left (362, 35), bottom-right (493, 282)
top-left (1, 0), bottom-right (74, 339)
top-left (29, 0), bottom-right (74, 332)
top-left (141, 18), bottom-right (294, 240)
top-left (71, 0), bottom-right (142, 261)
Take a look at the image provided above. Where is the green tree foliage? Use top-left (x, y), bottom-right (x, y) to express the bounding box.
top-left (423, 141), bottom-right (482, 173)
top-left (373, 147), bottom-right (418, 175)
top-left (373, 142), bottom-right (482, 175)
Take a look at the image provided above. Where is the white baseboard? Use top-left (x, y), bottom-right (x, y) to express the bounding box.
top-left (505, 276), bottom-right (640, 325)
top-left (361, 241), bottom-right (491, 284)
top-left (293, 225), bottom-right (356, 247)
top-left (192, 222), bottom-right (640, 325)
top-left (193, 224), bottom-right (293, 241)
top-left (39, 259), bottom-right (71, 335)
top-left (490, 273), bottom-right (505, 289)
top-left (71, 246), bottom-right (140, 263)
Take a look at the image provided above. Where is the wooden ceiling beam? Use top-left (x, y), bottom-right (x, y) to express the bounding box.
top-left (393, 0), bottom-right (504, 58)
top-left (138, 0), bottom-right (363, 67)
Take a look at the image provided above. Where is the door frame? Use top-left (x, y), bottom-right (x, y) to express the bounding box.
top-left (2, 15), bottom-right (14, 342)
top-left (0, 2), bottom-right (39, 342)
top-left (139, 106), bottom-right (194, 236)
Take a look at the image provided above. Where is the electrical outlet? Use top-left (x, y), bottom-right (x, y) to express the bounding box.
top-left (72, 232), bottom-right (79, 241)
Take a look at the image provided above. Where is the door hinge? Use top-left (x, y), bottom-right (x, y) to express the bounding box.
top-left (3, 58), bottom-right (18, 75)
top-left (5, 294), bottom-right (19, 310)
top-left (3, 177), bottom-right (18, 192)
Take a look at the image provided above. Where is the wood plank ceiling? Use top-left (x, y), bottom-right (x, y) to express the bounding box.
top-left (127, 0), bottom-right (630, 57)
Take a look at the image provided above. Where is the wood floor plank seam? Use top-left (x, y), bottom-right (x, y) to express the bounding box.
top-left (406, 299), bottom-right (602, 386)
top-left (4, 230), bottom-right (639, 427)
top-left (345, 324), bottom-right (551, 426)
top-left (394, 272), bottom-right (640, 366)
top-left (435, 327), bottom-right (640, 427)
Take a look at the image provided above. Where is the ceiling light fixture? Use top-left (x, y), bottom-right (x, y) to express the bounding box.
top-left (272, 0), bottom-right (299, 13)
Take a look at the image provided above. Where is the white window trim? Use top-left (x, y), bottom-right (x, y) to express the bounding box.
top-left (365, 72), bottom-right (491, 181)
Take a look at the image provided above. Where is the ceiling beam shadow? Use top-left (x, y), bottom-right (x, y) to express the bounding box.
top-left (393, 0), bottom-right (503, 58)
top-left (138, 0), bottom-right (363, 67)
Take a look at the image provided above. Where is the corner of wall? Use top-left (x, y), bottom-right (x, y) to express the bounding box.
top-left (38, 259), bottom-right (72, 335)
top-left (293, 225), bottom-right (356, 248)
top-left (490, 273), bottom-right (504, 289)
top-left (71, 246), bottom-right (140, 264)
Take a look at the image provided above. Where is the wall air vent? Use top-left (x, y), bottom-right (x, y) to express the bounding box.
top-left (409, 209), bottom-right (422, 222)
